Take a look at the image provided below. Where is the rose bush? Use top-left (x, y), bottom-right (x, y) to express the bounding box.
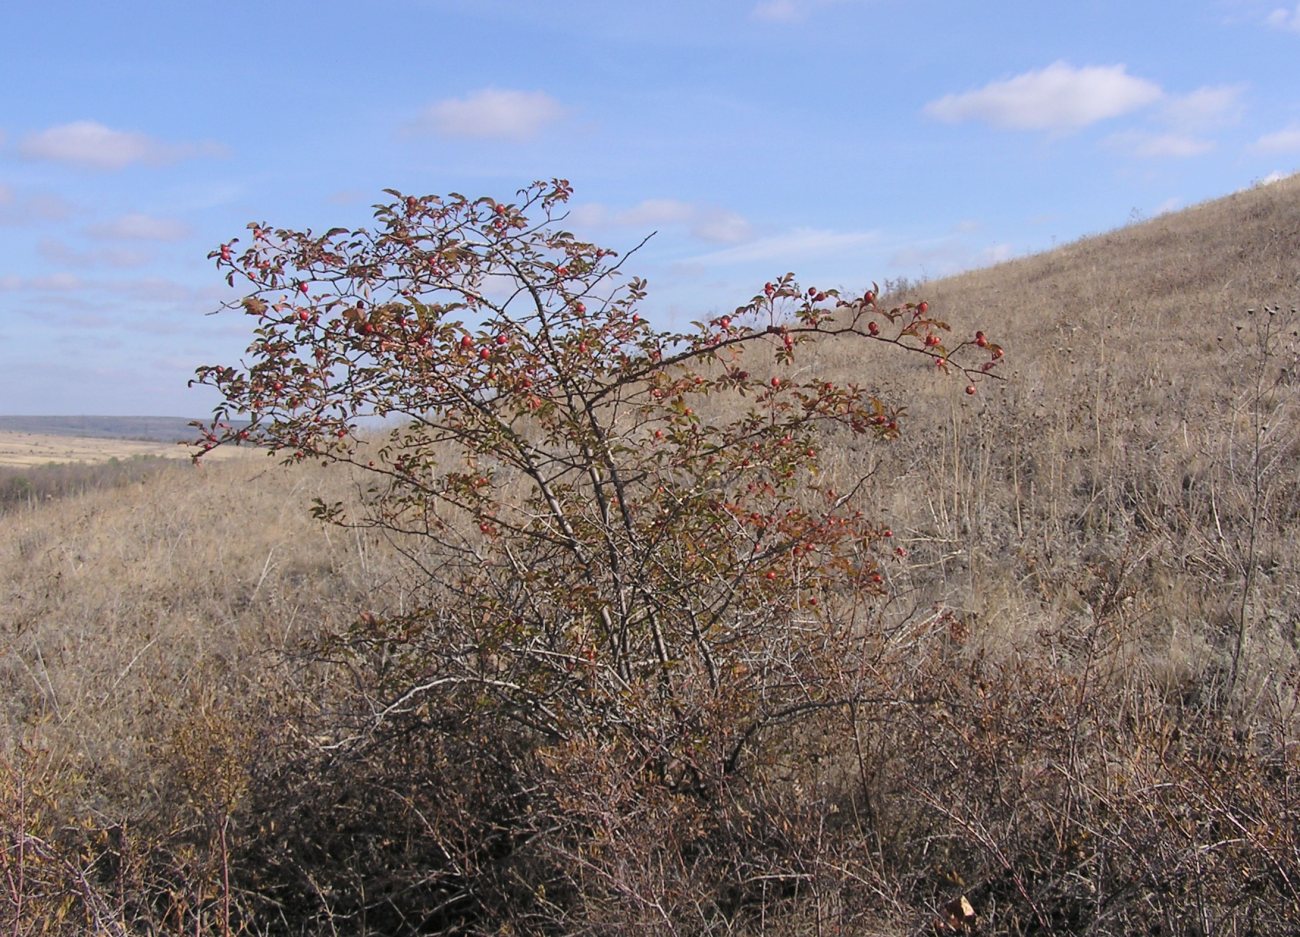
top-left (193, 179), bottom-right (1002, 933)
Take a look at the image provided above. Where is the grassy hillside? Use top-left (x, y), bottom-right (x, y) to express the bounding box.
top-left (2, 177), bottom-right (1298, 935)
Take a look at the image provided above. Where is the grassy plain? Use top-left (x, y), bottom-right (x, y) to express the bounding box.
top-left (0, 430), bottom-right (250, 468)
top-left (2, 174), bottom-right (1299, 934)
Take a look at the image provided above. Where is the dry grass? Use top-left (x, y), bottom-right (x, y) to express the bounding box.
top-left (3, 175), bottom-right (1299, 934)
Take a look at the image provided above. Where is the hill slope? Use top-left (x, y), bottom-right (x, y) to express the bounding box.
top-left (818, 172), bottom-right (1300, 616)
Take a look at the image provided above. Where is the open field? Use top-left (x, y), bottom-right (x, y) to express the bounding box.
top-left (0, 430), bottom-right (253, 468)
top-left (3, 175), bottom-right (1299, 935)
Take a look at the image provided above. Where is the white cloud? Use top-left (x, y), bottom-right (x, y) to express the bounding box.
top-left (1266, 4), bottom-right (1300, 31)
top-left (1160, 85), bottom-right (1244, 131)
top-left (614, 199), bottom-right (698, 227)
top-left (1258, 170), bottom-right (1293, 185)
top-left (571, 199), bottom-right (753, 244)
top-left (924, 62), bottom-right (1163, 131)
top-left (416, 89), bottom-right (565, 140)
top-left (692, 210), bottom-right (752, 244)
top-left (888, 239), bottom-right (1014, 277)
top-left (1107, 131), bottom-right (1214, 158)
top-left (109, 277), bottom-right (200, 304)
top-left (87, 213), bottom-right (191, 241)
top-left (752, 0), bottom-right (803, 21)
top-left (1252, 126), bottom-right (1300, 153)
top-left (38, 239), bottom-right (152, 269)
top-left (685, 227), bottom-right (879, 265)
top-left (750, 0), bottom-right (851, 22)
top-left (0, 187), bottom-right (74, 225)
top-left (19, 121), bottom-right (226, 170)
top-left (0, 272), bottom-right (84, 292)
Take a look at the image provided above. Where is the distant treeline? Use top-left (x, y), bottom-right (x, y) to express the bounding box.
top-left (0, 456), bottom-right (182, 513)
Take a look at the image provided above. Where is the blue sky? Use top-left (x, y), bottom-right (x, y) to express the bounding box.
top-left (2, 0), bottom-right (1299, 416)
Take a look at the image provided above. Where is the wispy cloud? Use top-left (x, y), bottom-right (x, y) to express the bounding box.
top-left (414, 89), bottom-right (566, 141)
top-left (0, 186), bottom-right (75, 225)
top-left (19, 121), bottom-right (226, 170)
top-left (1252, 126), bottom-right (1300, 153)
top-left (684, 227), bottom-right (879, 266)
top-left (924, 62), bottom-right (1162, 131)
top-left (692, 211), bottom-right (752, 244)
top-left (888, 238), bottom-right (1014, 277)
top-left (0, 272), bottom-right (205, 304)
top-left (572, 199), bottom-right (753, 244)
top-left (751, 0), bottom-right (851, 22)
top-left (0, 272), bottom-right (85, 292)
top-left (1106, 131), bottom-right (1214, 159)
top-left (1159, 84), bottom-right (1244, 132)
top-left (1266, 4), bottom-right (1300, 32)
top-left (38, 239), bottom-right (151, 269)
top-left (87, 213), bottom-right (191, 241)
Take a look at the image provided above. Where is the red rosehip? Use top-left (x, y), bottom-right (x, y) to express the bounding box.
top-left (975, 330), bottom-right (988, 347)
top-left (868, 321), bottom-right (880, 336)
top-left (917, 301), bottom-right (929, 314)
top-left (863, 290), bottom-right (875, 305)
top-left (219, 243), bottom-right (232, 262)
top-left (479, 347), bottom-right (491, 360)
top-left (965, 385), bottom-right (977, 395)
top-left (298, 282), bottom-right (309, 295)
top-left (496, 334), bottom-right (508, 345)
top-left (460, 335), bottom-right (474, 351)
top-left (770, 376), bottom-right (781, 388)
